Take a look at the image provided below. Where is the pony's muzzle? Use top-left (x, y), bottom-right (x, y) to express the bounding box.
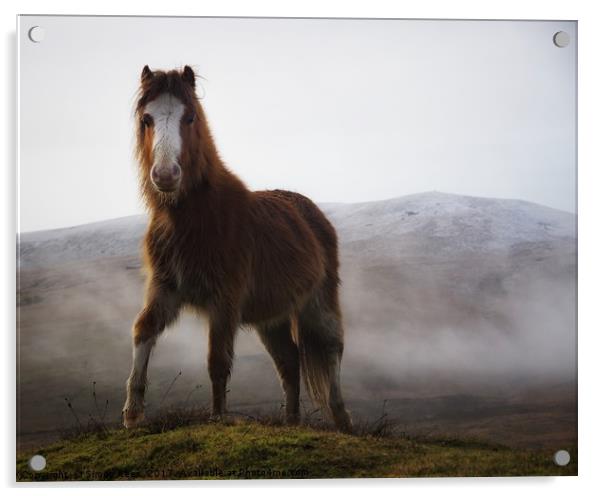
top-left (151, 164), bottom-right (181, 192)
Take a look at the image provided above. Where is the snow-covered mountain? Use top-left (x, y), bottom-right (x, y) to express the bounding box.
top-left (19, 191), bottom-right (575, 269)
top-left (18, 215), bottom-right (146, 269)
top-left (322, 191), bottom-right (574, 253)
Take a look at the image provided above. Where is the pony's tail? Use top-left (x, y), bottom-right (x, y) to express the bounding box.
top-left (293, 317), bottom-right (332, 412)
top-left (293, 293), bottom-right (352, 432)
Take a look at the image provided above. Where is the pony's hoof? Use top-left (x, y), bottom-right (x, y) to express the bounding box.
top-left (334, 412), bottom-right (353, 434)
top-left (339, 422), bottom-right (353, 434)
top-left (285, 414), bottom-right (300, 426)
top-left (123, 409), bottom-right (144, 429)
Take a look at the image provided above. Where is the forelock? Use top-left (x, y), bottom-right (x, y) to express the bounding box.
top-left (136, 70), bottom-right (196, 115)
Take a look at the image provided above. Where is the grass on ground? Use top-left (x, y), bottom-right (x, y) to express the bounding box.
top-left (16, 410), bottom-right (577, 480)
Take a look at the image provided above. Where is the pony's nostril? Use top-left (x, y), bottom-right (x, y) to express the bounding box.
top-left (151, 168), bottom-right (160, 180)
top-left (172, 165), bottom-right (181, 177)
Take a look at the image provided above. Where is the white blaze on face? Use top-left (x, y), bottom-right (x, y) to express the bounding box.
top-left (145, 93), bottom-right (186, 168)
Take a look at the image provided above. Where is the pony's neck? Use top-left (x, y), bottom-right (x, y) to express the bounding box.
top-left (192, 130), bottom-right (248, 194)
top-left (191, 111), bottom-right (247, 193)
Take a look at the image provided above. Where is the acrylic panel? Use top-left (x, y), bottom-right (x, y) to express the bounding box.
top-left (17, 15), bottom-right (577, 480)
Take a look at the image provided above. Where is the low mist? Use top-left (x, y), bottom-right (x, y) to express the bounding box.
top-left (17, 192), bottom-right (577, 449)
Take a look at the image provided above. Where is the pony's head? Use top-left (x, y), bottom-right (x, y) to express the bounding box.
top-left (135, 65), bottom-right (212, 205)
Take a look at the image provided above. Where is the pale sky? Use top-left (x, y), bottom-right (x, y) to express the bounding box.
top-left (18, 16), bottom-right (576, 232)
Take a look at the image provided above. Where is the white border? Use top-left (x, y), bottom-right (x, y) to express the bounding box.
top-left (3, 1), bottom-right (601, 494)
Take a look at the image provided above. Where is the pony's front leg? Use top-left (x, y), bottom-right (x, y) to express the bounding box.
top-left (123, 285), bottom-right (180, 428)
top-left (207, 311), bottom-right (237, 418)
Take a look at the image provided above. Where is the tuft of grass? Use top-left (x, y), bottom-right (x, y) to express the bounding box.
top-left (142, 406), bottom-right (212, 435)
top-left (58, 384), bottom-right (111, 442)
top-left (17, 418), bottom-right (576, 481)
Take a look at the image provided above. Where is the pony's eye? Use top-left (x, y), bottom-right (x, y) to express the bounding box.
top-left (186, 114), bottom-right (195, 125)
top-left (141, 114), bottom-right (153, 127)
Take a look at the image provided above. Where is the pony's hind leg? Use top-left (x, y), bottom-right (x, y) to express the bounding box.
top-left (123, 284), bottom-right (180, 428)
top-left (296, 291), bottom-right (352, 433)
top-left (256, 318), bottom-right (300, 424)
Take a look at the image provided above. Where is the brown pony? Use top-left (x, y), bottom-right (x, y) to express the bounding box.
top-left (123, 65), bottom-right (352, 432)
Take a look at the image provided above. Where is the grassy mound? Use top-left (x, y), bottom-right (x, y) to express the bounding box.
top-left (17, 420), bottom-right (576, 480)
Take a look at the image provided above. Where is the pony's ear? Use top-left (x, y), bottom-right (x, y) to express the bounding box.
top-left (182, 65), bottom-right (196, 89)
top-left (141, 65), bottom-right (153, 83)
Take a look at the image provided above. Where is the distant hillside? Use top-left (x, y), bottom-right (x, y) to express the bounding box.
top-left (18, 215), bottom-right (146, 269)
top-left (322, 191), bottom-right (575, 252)
top-left (18, 191), bottom-right (575, 268)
